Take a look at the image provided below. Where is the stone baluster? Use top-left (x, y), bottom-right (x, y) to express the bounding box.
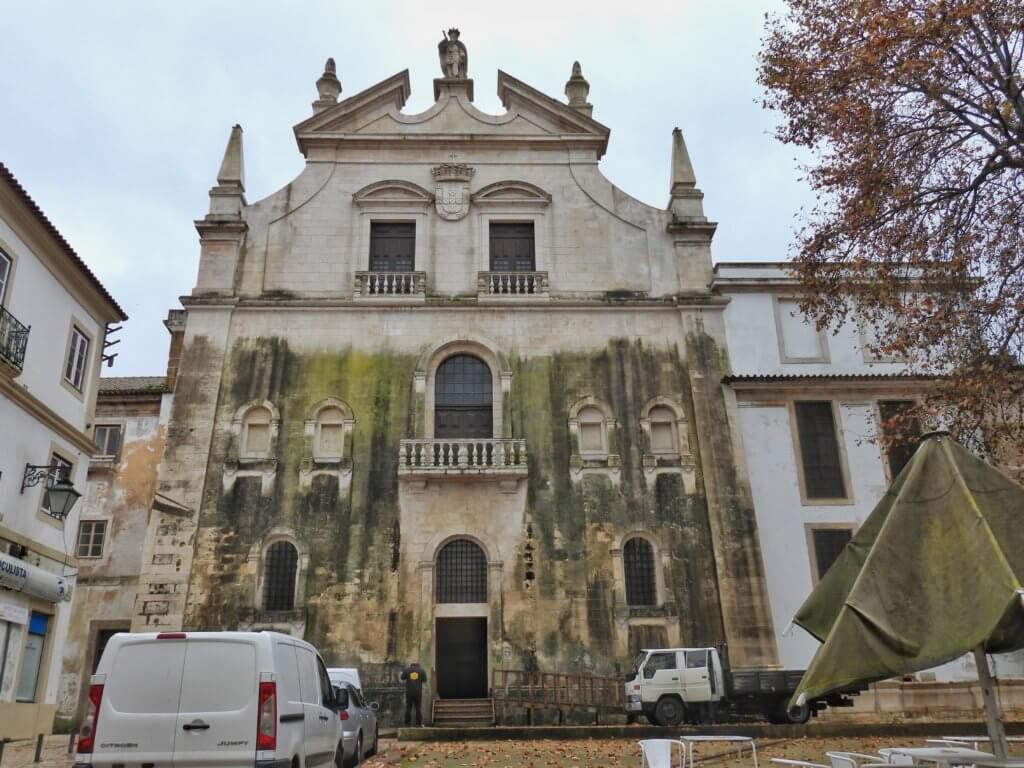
top-left (495, 440), bottom-right (505, 467)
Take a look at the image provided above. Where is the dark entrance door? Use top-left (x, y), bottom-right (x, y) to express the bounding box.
top-left (436, 618), bottom-right (488, 699)
top-left (489, 222), bottom-right (535, 271)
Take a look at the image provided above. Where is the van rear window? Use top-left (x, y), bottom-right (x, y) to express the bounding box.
top-left (179, 641), bottom-right (256, 713)
top-left (107, 642), bottom-right (186, 714)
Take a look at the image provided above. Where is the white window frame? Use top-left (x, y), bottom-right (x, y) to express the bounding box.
top-left (93, 423), bottom-right (123, 460)
top-left (76, 519), bottom-right (108, 559)
top-left (63, 324), bottom-right (90, 392)
top-left (0, 249), bottom-right (11, 305)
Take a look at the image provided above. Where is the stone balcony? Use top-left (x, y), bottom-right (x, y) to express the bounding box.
top-left (478, 271), bottom-right (549, 300)
top-left (354, 271), bottom-right (426, 301)
top-left (398, 438), bottom-right (528, 480)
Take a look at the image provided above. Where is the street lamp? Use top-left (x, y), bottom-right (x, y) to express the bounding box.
top-left (21, 463), bottom-right (82, 520)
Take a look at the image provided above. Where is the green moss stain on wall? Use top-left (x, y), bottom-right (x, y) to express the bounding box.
top-left (187, 334), bottom-right (739, 677)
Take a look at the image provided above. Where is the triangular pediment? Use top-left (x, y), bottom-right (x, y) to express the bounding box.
top-left (294, 68), bottom-right (610, 158)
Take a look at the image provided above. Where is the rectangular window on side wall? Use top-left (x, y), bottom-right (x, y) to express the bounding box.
top-left (0, 250), bottom-right (11, 303)
top-left (794, 401), bottom-right (848, 500)
top-left (76, 520), bottom-right (107, 558)
top-left (369, 222), bottom-right (415, 271)
top-left (93, 424), bottom-right (123, 459)
top-left (15, 612), bottom-right (49, 703)
top-left (809, 527), bottom-right (853, 581)
top-left (64, 325), bottom-right (90, 391)
top-left (878, 400), bottom-right (922, 481)
top-left (489, 222), bottom-right (536, 272)
top-left (41, 452), bottom-right (74, 519)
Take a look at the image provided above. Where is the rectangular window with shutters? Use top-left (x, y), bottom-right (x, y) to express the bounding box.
top-left (807, 526), bottom-right (854, 582)
top-left (793, 401), bottom-right (849, 501)
top-left (369, 222), bottom-right (415, 271)
top-left (878, 400), bottom-right (922, 482)
top-left (76, 520), bottom-right (107, 558)
top-left (489, 222), bottom-right (535, 271)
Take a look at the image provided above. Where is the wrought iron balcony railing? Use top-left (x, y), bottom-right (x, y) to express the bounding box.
top-left (478, 271), bottom-right (549, 298)
top-left (398, 438), bottom-right (528, 478)
top-left (0, 305), bottom-right (29, 374)
top-left (354, 271), bottom-right (426, 299)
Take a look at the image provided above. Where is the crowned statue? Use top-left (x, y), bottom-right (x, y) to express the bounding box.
top-left (438, 28), bottom-right (468, 79)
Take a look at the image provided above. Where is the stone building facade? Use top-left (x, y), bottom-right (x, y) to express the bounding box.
top-left (127, 41), bottom-right (780, 710)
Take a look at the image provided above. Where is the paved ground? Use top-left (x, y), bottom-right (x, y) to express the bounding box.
top-left (4, 734), bottom-right (1020, 768)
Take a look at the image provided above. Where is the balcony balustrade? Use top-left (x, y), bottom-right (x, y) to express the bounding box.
top-left (354, 271), bottom-right (426, 299)
top-left (0, 306), bottom-right (29, 374)
top-left (398, 438), bottom-right (528, 478)
top-left (478, 271), bottom-right (549, 298)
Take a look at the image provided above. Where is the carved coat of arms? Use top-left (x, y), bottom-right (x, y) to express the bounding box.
top-left (432, 163), bottom-right (475, 221)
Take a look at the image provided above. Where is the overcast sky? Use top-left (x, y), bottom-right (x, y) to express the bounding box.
top-left (1, 0), bottom-right (811, 376)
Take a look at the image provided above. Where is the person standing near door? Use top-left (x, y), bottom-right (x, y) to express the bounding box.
top-left (400, 661), bottom-right (427, 726)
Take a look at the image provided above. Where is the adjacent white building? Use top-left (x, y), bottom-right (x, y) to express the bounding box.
top-left (714, 262), bottom-right (1024, 683)
top-left (0, 163), bottom-right (126, 739)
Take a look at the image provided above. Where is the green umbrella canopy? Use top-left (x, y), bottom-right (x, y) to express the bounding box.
top-left (791, 433), bottom-right (1024, 705)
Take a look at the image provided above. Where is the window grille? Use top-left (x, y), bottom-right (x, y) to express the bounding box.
top-left (435, 539), bottom-right (487, 603)
top-left (263, 541), bottom-right (299, 611)
top-left (794, 401), bottom-right (847, 499)
top-left (435, 355), bottom-right (492, 438)
top-left (623, 537), bottom-right (657, 606)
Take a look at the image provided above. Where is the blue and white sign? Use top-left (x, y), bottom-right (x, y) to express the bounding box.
top-left (0, 551), bottom-right (69, 603)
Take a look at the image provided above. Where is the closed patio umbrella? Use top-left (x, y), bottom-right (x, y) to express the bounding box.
top-left (790, 432), bottom-right (1024, 760)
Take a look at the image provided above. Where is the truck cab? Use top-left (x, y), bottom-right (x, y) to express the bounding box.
top-left (624, 647), bottom-right (726, 726)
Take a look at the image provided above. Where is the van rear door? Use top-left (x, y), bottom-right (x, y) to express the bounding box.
top-left (171, 636), bottom-right (260, 767)
top-left (94, 636), bottom-right (187, 766)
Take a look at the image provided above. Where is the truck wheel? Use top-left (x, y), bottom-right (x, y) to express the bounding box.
top-left (655, 696), bottom-right (685, 727)
top-left (767, 698), bottom-right (810, 724)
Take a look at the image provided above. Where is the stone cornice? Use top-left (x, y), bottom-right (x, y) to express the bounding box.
top-left (0, 371), bottom-right (96, 454)
top-left (179, 294), bottom-right (730, 311)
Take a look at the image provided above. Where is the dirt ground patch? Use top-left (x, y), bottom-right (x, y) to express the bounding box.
top-left (379, 735), bottom-right (1023, 767)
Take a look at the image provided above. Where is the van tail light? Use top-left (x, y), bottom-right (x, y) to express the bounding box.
top-left (78, 684), bottom-right (104, 754)
top-left (257, 681), bottom-right (277, 750)
top-left (339, 709), bottom-right (349, 721)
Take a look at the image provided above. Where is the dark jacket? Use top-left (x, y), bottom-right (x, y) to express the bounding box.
top-left (400, 663), bottom-right (427, 697)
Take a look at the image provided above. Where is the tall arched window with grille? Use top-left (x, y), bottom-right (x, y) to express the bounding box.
top-left (623, 537), bottom-right (657, 606)
top-left (434, 355), bottom-right (493, 438)
top-left (435, 539), bottom-right (487, 603)
top-left (263, 541), bottom-right (299, 611)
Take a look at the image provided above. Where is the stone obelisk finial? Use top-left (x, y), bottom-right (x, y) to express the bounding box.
top-left (313, 58), bottom-right (342, 114)
top-left (564, 61), bottom-right (593, 118)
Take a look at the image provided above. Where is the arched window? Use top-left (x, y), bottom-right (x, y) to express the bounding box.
top-left (648, 406), bottom-right (677, 454)
top-left (315, 406), bottom-right (346, 459)
top-left (435, 355), bottom-right (492, 438)
top-left (577, 406), bottom-right (607, 454)
top-left (623, 537), bottom-right (657, 606)
top-left (242, 406), bottom-right (273, 458)
top-left (435, 539), bottom-right (487, 603)
top-left (263, 541), bottom-right (298, 611)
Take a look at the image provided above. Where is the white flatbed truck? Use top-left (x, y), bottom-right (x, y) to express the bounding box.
top-left (623, 646), bottom-right (860, 726)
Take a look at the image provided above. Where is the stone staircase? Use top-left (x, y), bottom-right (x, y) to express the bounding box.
top-left (431, 697), bottom-right (495, 726)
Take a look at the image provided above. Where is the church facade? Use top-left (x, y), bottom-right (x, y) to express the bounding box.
top-left (126, 36), bottom-right (780, 705)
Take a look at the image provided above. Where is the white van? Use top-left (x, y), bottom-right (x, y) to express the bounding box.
top-left (73, 631), bottom-right (344, 768)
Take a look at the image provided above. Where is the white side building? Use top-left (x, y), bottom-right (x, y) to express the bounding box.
top-left (714, 261), bottom-right (1024, 684)
top-left (0, 163), bottom-right (126, 739)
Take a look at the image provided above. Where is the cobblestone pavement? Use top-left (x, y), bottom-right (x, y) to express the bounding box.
top-left (0, 735), bottom-right (75, 768)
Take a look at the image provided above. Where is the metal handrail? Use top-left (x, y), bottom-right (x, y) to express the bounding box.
top-left (0, 305), bottom-right (30, 373)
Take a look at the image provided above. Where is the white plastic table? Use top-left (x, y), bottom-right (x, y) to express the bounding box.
top-left (934, 737), bottom-right (1024, 752)
top-left (885, 747), bottom-right (996, 767)
top-left (680, 735), bottom-right (758, 768)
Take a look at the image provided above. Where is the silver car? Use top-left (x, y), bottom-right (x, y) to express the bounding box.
top-left (332, 682), bottom-right (378, 767)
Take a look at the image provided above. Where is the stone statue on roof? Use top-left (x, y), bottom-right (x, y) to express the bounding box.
top-left (438, 28), bottom-right (468, 79)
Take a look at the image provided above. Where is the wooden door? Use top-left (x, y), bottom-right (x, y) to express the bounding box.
top-left (489, 223), bottom-right (535, 271)
top-left (436, 618), bottom-right (488, 699)
top-left (369, 222), bottom-right (415, 271)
